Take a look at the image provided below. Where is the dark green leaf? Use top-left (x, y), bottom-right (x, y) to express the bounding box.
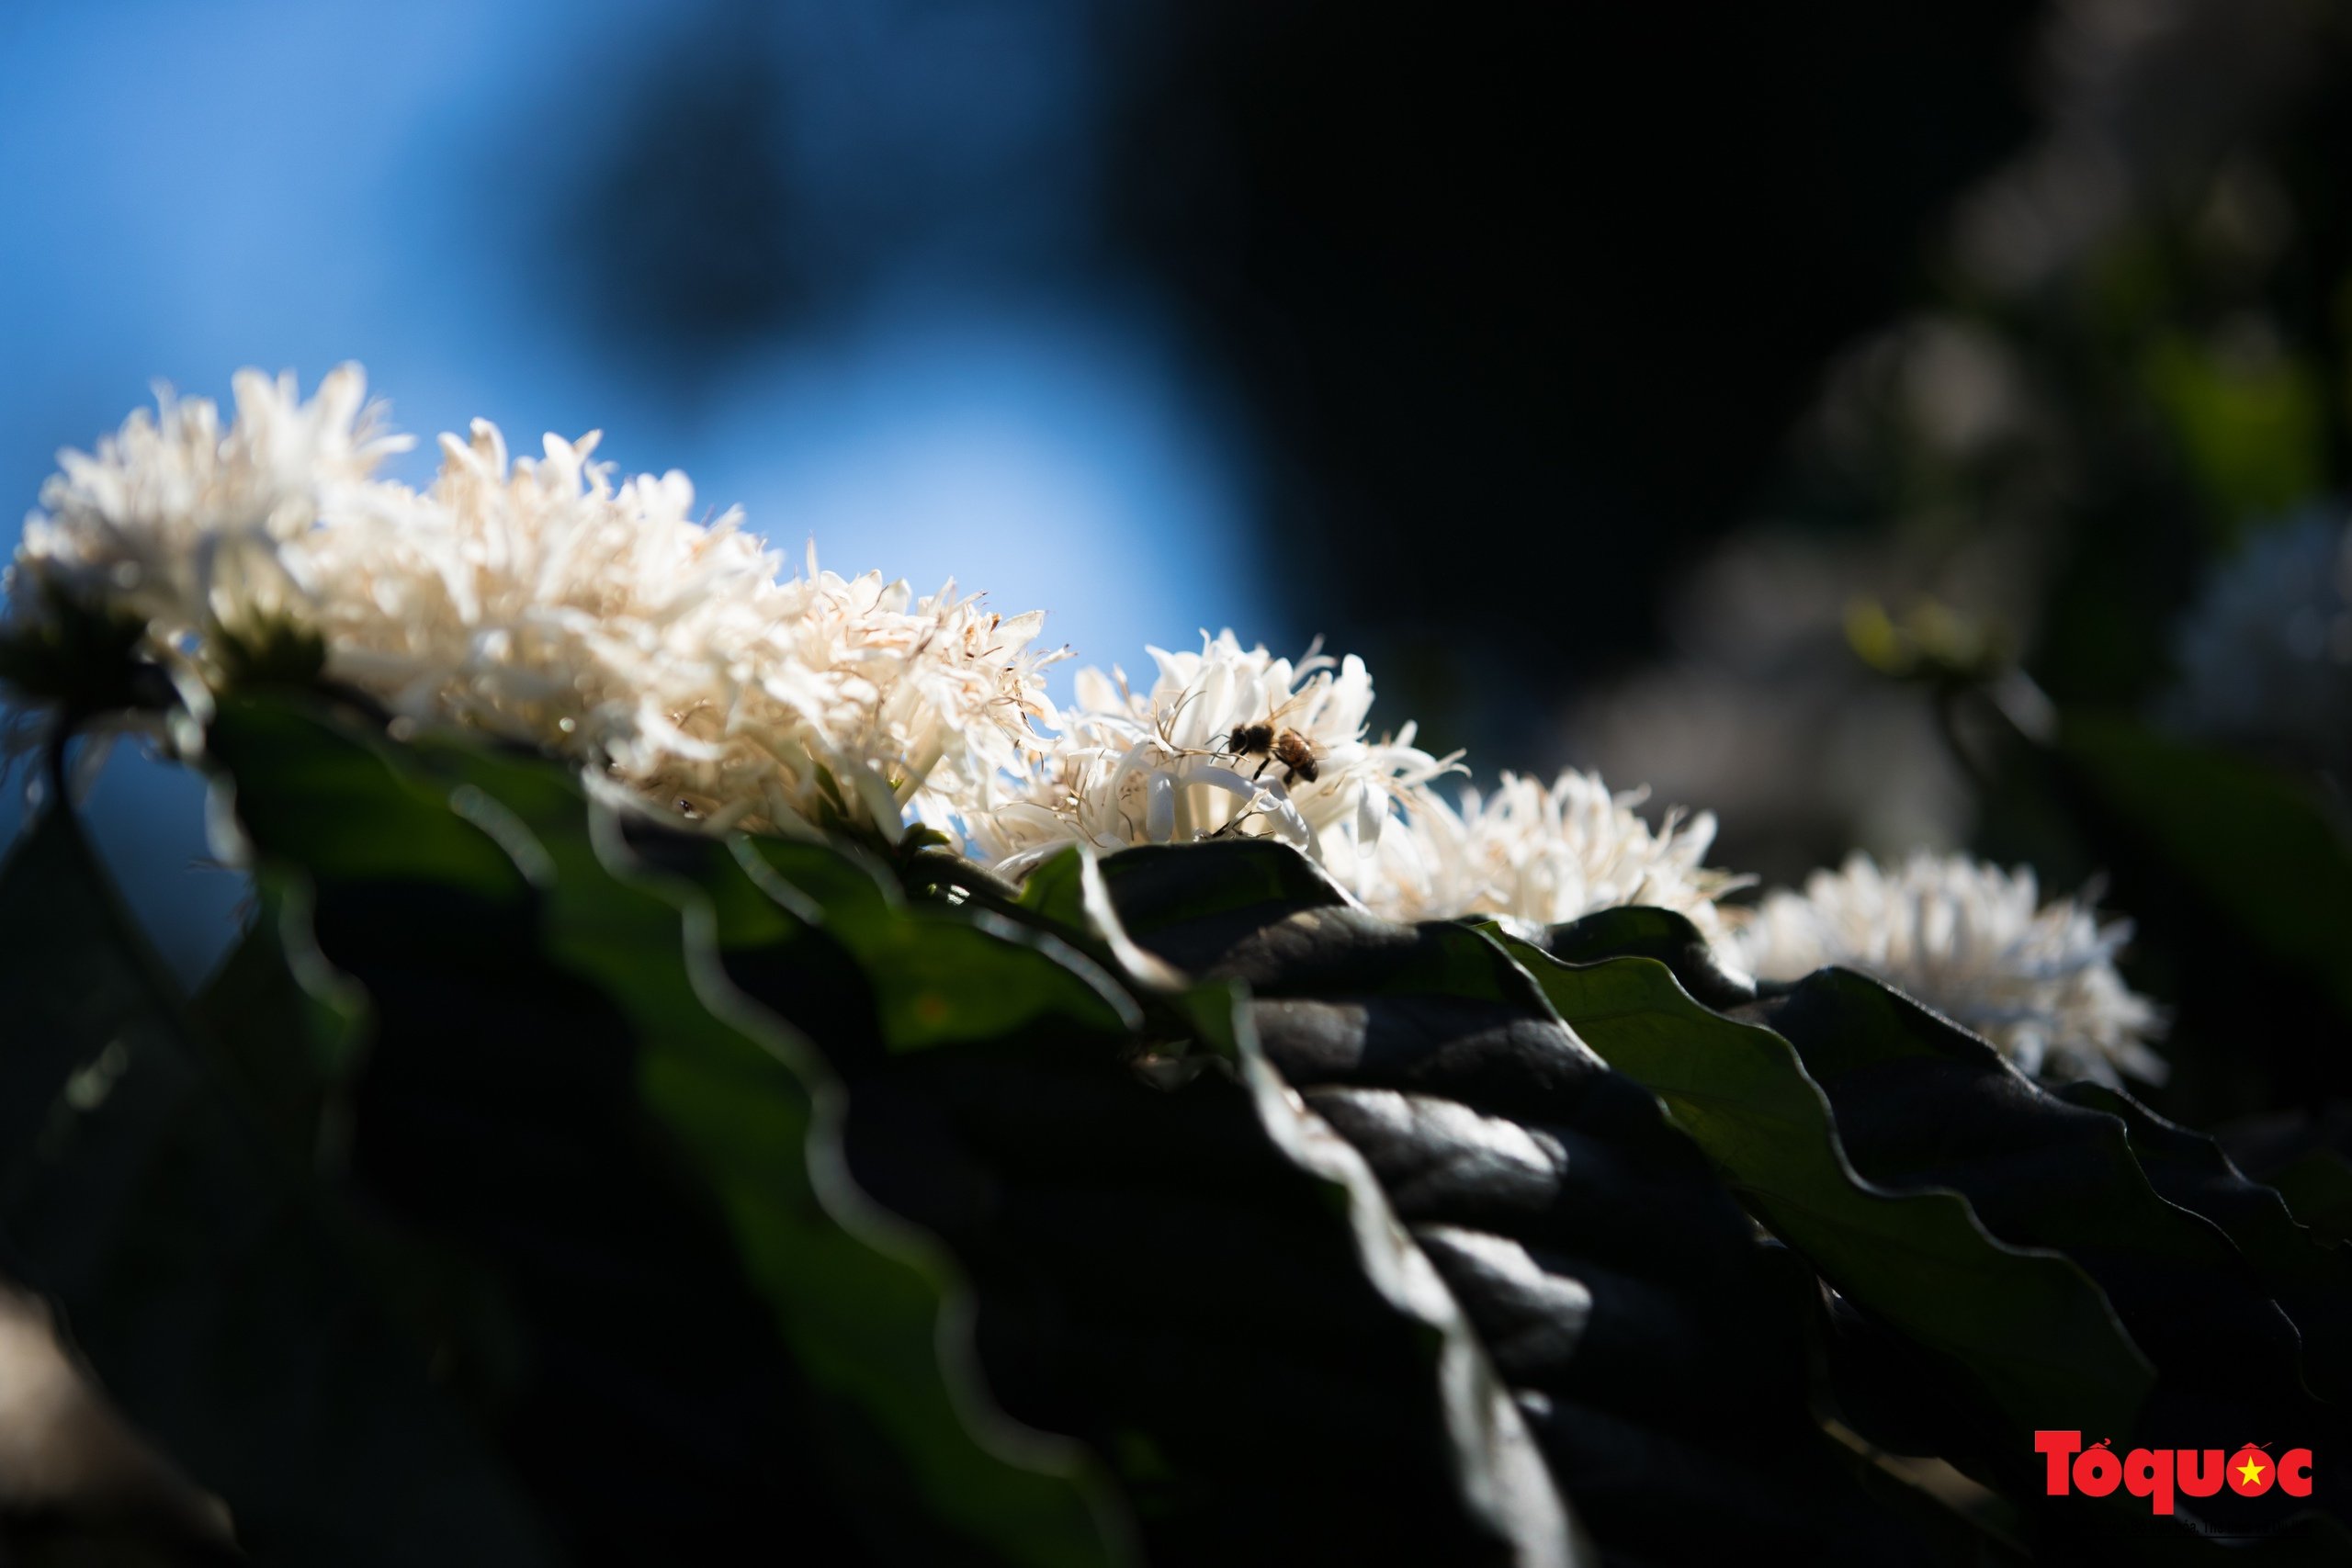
top-left (1013, 847), bottom-right (1189, 998)
top-left (1494, 930), bottom-right (2154, 1446)
top-left (0, 590), bottom-right (154, 717)
top-left (729, 839), bottom-right (1563, 1564)
top-left (1537, 905), bottom-right (1757, 1011)
top-left (2062, 714), bottom-right (2352, 1020)
top-left (207, 696), bottom-right (1114, 1568)
top-left (192, 874), bottom-right (366, 1171)
top-left (1753, 968), bottom-right (2347, 1529)
top-left (2059, 1083), bottom-right (2352, 1405)
top-left (1075, 838), bottom-right (1351, 942)
top-left (0, 802), bottom-right (556, 1565)
top-left (2272, 1150), bottom-right (2352, 1246)
top-left (1091, 840), bottom-right (1952, 1564)
top-left (740, 838), bottom-right (1144, 1054)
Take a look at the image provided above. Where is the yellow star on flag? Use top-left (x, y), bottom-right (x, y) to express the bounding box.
top-left (2236, 1456), bottom-right (2267, 1485)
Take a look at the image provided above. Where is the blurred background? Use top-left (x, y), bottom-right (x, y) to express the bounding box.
top-left (6, 0), bottom-right (2352, 1120)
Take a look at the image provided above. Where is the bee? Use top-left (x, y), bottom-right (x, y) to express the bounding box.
top-left (1227, 721), bottom-right (1276, 759)
top-left (1270, 728), bottom-right (1323, 784)
top-left (1227, 720), bottom-right (1325, 786)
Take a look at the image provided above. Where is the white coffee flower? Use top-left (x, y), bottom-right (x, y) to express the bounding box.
top-left (9, 365), bottom-right (407, 660)
top-left (737, 556), bottom-right (1062, 841)
top-left (1339, 769), bottom-right (1747, 941)
top-left (967, 630), bottom-right (1455, 876)
top-left (1732, 851), bottom-right (2165, 1086)
top-left (5, 368), bottom-right (1058, 840)
top-left (304, 421), bottom-right (1057, 839)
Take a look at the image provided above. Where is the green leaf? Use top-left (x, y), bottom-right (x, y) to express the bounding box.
top-left (724, 838), bottom-right (1566, 1564)
top-left (1087, 840), bottom-right (1957, 1563)
top-left (2059, 1083), bottom-right (2352, 1404)
top-left (0, 590), bottom-right (154, 717)
top-left (2272, 1150), bottom-right (2352, 1246)
top-left (829, 998), bottom-right (1562, 1565)
top-left (740, 838), bottom-right (1145, 1053)
top-left (0, 801), bottom-right (557, 1565)
top-left (205, 694), bottom-right (1117, 1567)
top-left (1494, 928), bottom-right (2154, 1446)
top-left (209, 701), bottom-right (1565, 1562)
top-left (1074, 838), bottom-right (1352, 940)
top-left (2061, 714), bottom-right (2352, 1020)
top-left (1537, 905), bottom-right (1757, 1010)
top-left (192, 874), bottom-right (367, 1170)
top-left (1753, 968), bottom-right (2347, 1531)
top-left (1756, 970), bottom-right (2305, 1383)
top-left (1013, 847), bottom-right (1189, 998)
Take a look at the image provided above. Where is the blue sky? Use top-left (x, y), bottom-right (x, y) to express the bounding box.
top-left (0, 0), bottom-right (1275, 976)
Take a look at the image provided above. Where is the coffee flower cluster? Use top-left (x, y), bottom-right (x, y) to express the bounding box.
top-left (1730, 852), bottom-right (2167, 1088)
top-left (3, 367), bottom-right (2165, 1082)
top-left (963, 632), bottom-right (1458, 874)
top-left (5, 367), bottom-right (1057, 840)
